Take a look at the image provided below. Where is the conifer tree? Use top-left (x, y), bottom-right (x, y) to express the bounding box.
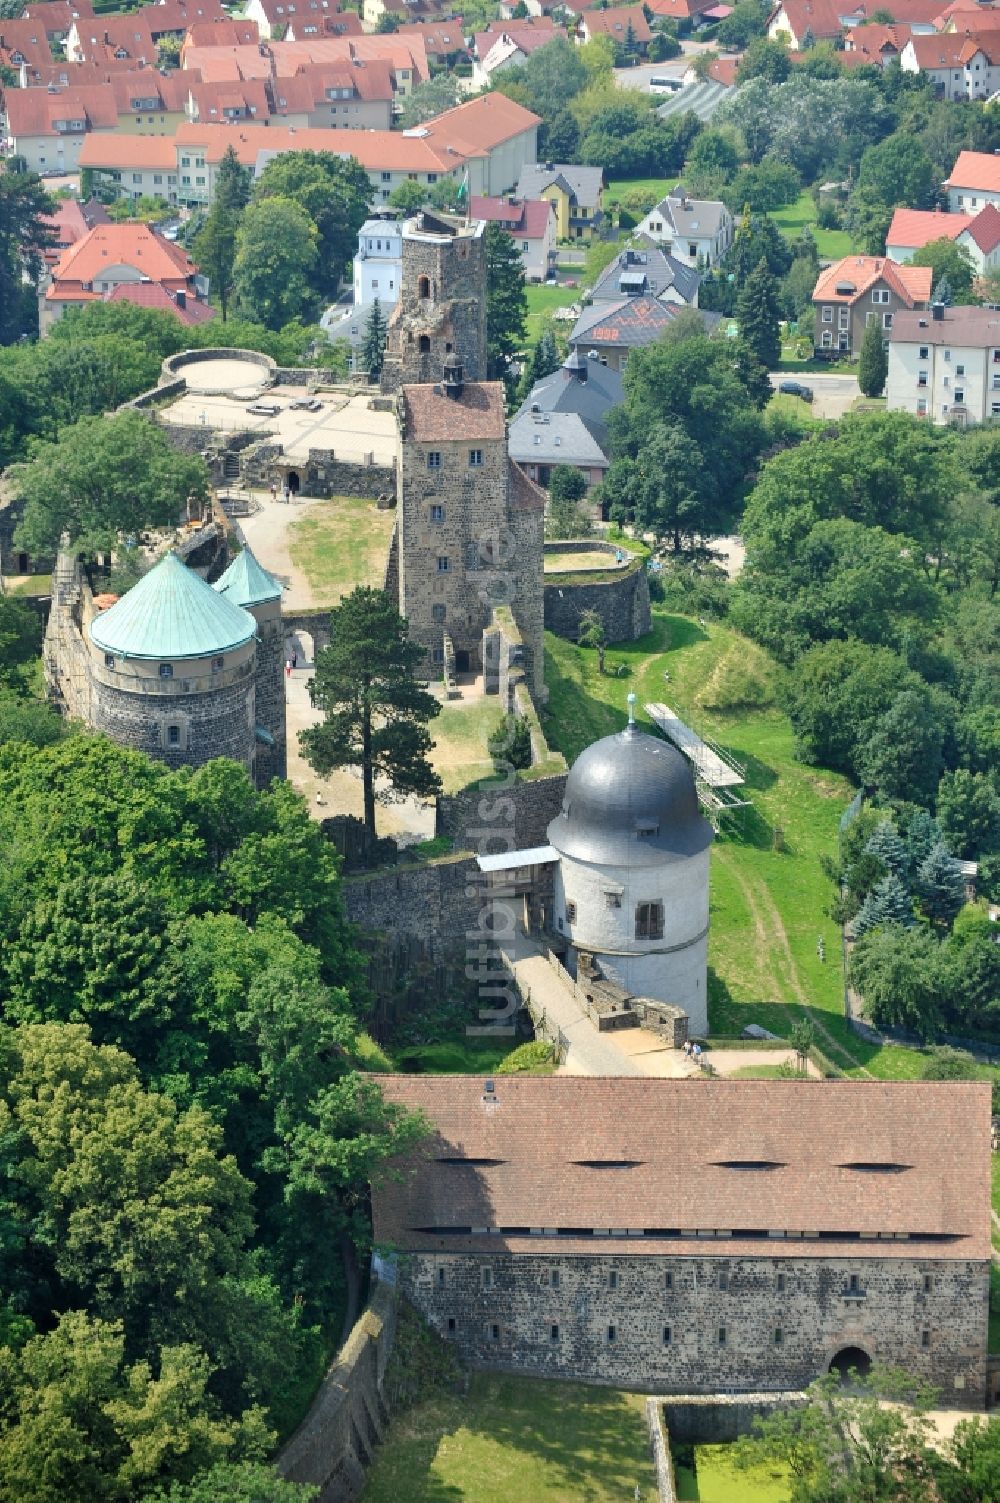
top-left (915, 841), bottom-right (966, 927)
top-left (858, 315), bottom-right (888, 397)
top-left (853, 873), bottom-right (913, 935)
top-left (865, 820), bottom-right (910, 884)
top-left (361, 297), bottom-right (388, 383)
top-left (736, 257), bottom-right (781, 371)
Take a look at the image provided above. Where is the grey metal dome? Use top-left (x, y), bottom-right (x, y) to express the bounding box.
top-left (547, 723), bottom-right (712, 866)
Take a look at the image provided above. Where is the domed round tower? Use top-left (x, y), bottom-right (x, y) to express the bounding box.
top-left (547, 697), bottom-right (713, 1034)
top-left (89, 552), bottom-right (258, 776)
top-left (213, 544), bottom-right (285, 785)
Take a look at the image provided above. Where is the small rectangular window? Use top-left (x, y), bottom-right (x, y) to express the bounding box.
top-left (921, 1329), bottom-right (930, 1349)
top-left (718, 1268), bottom-right (729, 1291)
top-left (168, 725), bottom-right (180, 746)
top-left (159, 663), bottom-right (173, 679)
top-left (104, 653), bottom-right (115, 669)
top-left (605, 892), bottom-right (622, 910)
top-left (489, 1322), bottom-right (500, 1341)
top-left (662, 1324), bottom-right (672, 1345)
top-left (565, 901), bottom-right (577, 923)
top-left (436, 556), bottom-right (449, 573)
top-left (447, 1317), bottom-right (456, 1333)
top-left (469, 449), bottom-right (483, 468)
top-left (430, 504), bottom-right (444, 522)
top-left (212, 655), bottom-right (224, 671)
top-left (608, 1271), bottom-right (618, 1290)
top-left (481, 1267), bottom-right (493, 1289)
top-left (427, 451), bottom-right (441, 469)
top-left (550, 1323), bottom-right (560, 1342)
top-left (437, 1267), bottom-right (445, 1287)
top-left (822, 306), bottom-right (833, 322)
top-left (718, 1326), bottom-right (727, 1347)
top-left (776, 1272), bottom-right (785, 1293)
top-left (923, 1274), bottom-right (933, 1293)
top-left (635, 901), bottom-right (664, 941)
top-left (664, 1272), bottom-right (673, 1291)
top-left (551, 1269), bottom-right (560, 1289)
top-left (919, 346), bottom-right (929, 359)
top-left (431, 603), bottom-right (446, 624)
top-left (607, 1324), bottom-right (617, 1344)
top-left (774, 1327), bottom-right (783, 1346)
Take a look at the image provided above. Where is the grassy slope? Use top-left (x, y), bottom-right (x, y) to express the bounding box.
top-left (361, 1374), bottom-right (656, 1503)
top-left (542, 609), bottom-right (987, 1080)
top-left (286, 497), bottom-right (395, 606)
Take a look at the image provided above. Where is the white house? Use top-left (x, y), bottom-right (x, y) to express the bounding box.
top-left (886, 205), bottom-right (1000, 277)
top-left (352, 215), bottom-right (402, 307)
top-left (899, 29), bottom-right (1000, 100)
top-left (468, 194), bottom-right (555, 281)
top-left (945, 150), bottom-right (1000, 213)
top-left (887, 302), bottom-right (1000, 425)
top-left (636, 184), bottom-right (733, 268)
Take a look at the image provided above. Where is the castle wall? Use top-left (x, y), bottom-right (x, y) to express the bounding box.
top-left (342, 853), bottom-right (482, 954)
top-left (381, 219), bottom-right (487, 394)
top-left (399, 1252), bottom-right (989, 1408)
top-left (248, 595), bottom-right (286, 785)
top-left (435, 771), bottom-right (567, 853)
top-left (543, 560), bottom-right (652, 645)
top-left (509, 496), bottom-right (545, 699)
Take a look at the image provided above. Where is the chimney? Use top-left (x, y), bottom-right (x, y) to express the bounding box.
top-left (442, 351), bottom-right (463, 399)
top-left (932, 301), bottom-right (945, 320)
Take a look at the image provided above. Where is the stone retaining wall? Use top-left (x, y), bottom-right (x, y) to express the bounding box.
top-left (543, 559), bottom-right (651, 644)
top-left (342, 852), bottom-right (482, 953)
top-left (277, 1283), bottom-right (398, 1503)
top-left (435, 771), bottom-right (567, 854)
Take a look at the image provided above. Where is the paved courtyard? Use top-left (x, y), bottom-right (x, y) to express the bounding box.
top-left (161, 386), bottom-right (397, 466)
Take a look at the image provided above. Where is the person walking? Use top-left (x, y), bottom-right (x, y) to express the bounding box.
top-left (285, 658), bottom-right (292, 678)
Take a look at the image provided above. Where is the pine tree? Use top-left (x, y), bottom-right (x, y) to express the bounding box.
top-left (900, 808), bottom-right (944, 869)
top-left (485, 222), bottom-right (527, 388)
top-left (736, 258), bottom-right (781, 371)
top-left (865, 820), bottom-right (910, 884)
top-left (214, 144), bottom-right (251, 216)
top-left (853, 873), bottom-right (913, 935)
top-left (915, 841), bottom-right (966, 927)
top-left (932, 275), bottom-right (953, 307)
top-left (361, 297), bottom-right (388, 383)
top-left (858, 315), bottom-right (888, 397)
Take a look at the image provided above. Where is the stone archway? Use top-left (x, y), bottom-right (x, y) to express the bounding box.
top-left (286, 627), bottom-right (315, 670)
top-left (287, 471), bottom-right (300, 495)
top-left (829, 1345), bottom-right (872, 1382)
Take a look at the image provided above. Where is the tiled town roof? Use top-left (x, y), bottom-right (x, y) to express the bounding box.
top-left (890, 304), bottom-right (1000, 347)
top-left (946, 149), bottom-right (1000, 194)
top-left (213, 543), bottom-right (283, 606)
top-left (6, 82), bottom-right (119, 136)
top-left (49, 222), bottom-right (196, 287)
top-left (886, 206), bottom-right (972, 248)
top-left (418, 90), bottom-right (541, 153)
top-left (23, 1), bottom-right (94, 35)
top-left (966, 201), bottom-right (1000, 252)
top-left (469, 194), bottom-right (553, 239)
top-left (812, 255), bottom-right (932, 306)
top-left (78, 131), bottom-right (177, 169)
top-left (372, 1075), bottom-right (993, 1260)
top-left (570, 293), bottom-right (698, 347)
top-left (90, 551), bottom-right (256, 660)
top-left (582, 4), bottom-right (652, 41)
top-left (183, 18), bottom-right (261, 46)
top-left (402, 381), bottom-right (506, 442)
top-left (906, 26), bottom-right (1000, 64)
top-left (104, 282), bottom-right (215, 325)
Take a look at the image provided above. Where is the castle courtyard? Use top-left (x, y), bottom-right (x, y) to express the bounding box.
top-left (160, 385), bottom-right (397, 469)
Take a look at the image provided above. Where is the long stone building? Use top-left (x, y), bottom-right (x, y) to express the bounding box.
top-left (373, 1076), bottom-right (993, 1407)
top-left (44, 543), bottom-right (286, 786)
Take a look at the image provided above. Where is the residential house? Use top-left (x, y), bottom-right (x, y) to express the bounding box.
top-left (886, 204), bottom-right (1000, 276)
top-left (396, 22), bottom-right (469, 69)
top-left (181, 34), bottom-right (430, 96)
top-left (20, 58), bottom-right (154, 89)
top-left (578, 5), bottom-right (652, 55)
top-left (508, 348), bottom-right (623, 491)
top-left (0, 21), bottom-right (62, 81)
top-left (682, 53), bottom-right (740, 84)
top-left (935, 1), bottom-right (1000, 29)
top-left (39, 195), bottom-right (96, 268)
top-left (106, 69), bottom-right (191, 132)
top-left (843, 21), bottom-right (911, 63)
top-left (243, 0), bottom-right (358, 40)
top-left (646, 0), bottom-right (723, 21)
top-left (590, 241), bottom-right (701, 306)
top-left (811, 254), bottom-right (932, 357)
top-left (945, 149), bottom-right (1000, 212)
top-left (887, 302), bottom-right (1000, 423)
top-left (181, 19), bottom-right (261, 55)
top-left (471, 24), bottom-right (557, 87)
top-left (362, 0), bottom-right (459, 28)
top-left (515, 162), bottom-right (603, 240)
top-left (104, 279), bottom-right (216, 325)
top-left (569, 294), bottom-right (720, 371)
top-left (899, 28), bottom-right (1000, 97)
top-left (353, 213), bottom-right (402, 306)
top-left (186, 59), bottom-right (395, 129)
top-left (40, 221), bottom-right (206, 331)
top-left (637, 183), bottom-right (733, 268)
top-left (5, 84), bottom-right (119, 174)
top-left (65, 15), bottom-right (159, 65)
top-left (469, 194), bottom-right (556, 281)
top-left (767, 0), bottom-right (862, 47)
top-left (80, 93), bottom-right (540, 206)
top-left (22, 2), bottom-right (94, 42)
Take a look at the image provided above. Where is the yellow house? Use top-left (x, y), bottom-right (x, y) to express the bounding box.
top-left (515, 163), bottom-right (604, 240)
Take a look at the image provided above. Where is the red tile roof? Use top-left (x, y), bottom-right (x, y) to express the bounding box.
top-left (907, 26), bottom-right (1000, 64)
top-left (39, 196), bottom-right (90, 265)
top-left (0, 20), bottom-right (59, 72)
top-left (6, 82), bottom-right (119, 136)
top-left (372, 1075), bottom-right (993, 1261)
top-left (418, 89), bottom-right (541, 155)
top-left (946, 148), bottom-right (1000, 195)
top-left (474, 24), bottom-right (559, 59)
top-left (646, 0), bottom-right (718, 14)
top-left (78, 131), bottom-right (177, 169)
top-left (49, 221), bottom-right (198, 287)
top-left (769, 0), bottom-right (856, 40)
top-left (105, 280), bottom-right (215, 324)
top-left (844, 21), bottom-right (911, 56)
top-left (812, 255), bottom-right (933, 306)
top-left (966, 202), bottom-right (1000, 252)
top-left (183, 18), bottom-right (261, 47)
top-left (470, 194), bottom-right (553, 239)
top-left (293, 57), bottom-right (396, 102)
top-left (886, 206), bottom-right (972, 249)
top-left (402, 381), bottom-right (506, 442)
top-left (582, 4), bottom-right (652, 41)
top-left (182, 32), bottom-right (430, 85)
top-left (23, 1), bottom-right (94, 35)
top-left (189, 75), bottom-right (272, 121)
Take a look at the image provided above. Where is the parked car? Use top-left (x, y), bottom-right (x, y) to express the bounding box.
top-left (246, 401), bottom-right (282, 416)
top-left (290, 397), bottom-right (322, 412)
top-left (778, 381), bottom-right (814, 401)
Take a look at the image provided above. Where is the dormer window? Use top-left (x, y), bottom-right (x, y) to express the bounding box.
top-left (159, 663), bottom-right (173, 680)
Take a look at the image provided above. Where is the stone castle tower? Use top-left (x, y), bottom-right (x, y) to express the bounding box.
top-left (213, 545), bottom-right (286, 783)
top-left (380, 212), bottom-right (487, 394)
top-left (44, 546), bottom-right (286, 789)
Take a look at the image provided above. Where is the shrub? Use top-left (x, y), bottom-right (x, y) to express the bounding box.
top-left (496, 1040), bottom-right (556, 1074)
top-left (488, 713), bottom-right (532, 772)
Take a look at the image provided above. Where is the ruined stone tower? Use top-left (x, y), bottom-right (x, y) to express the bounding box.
top-left (380, 212), bottom-right (487, 394)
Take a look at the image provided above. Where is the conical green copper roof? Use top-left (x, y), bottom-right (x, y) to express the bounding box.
top-left (213, 544), bottom-right (282, 607)
top-left (90, 552), bottom-right (257, 661)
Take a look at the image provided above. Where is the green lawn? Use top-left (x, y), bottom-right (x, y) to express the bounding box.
top-left (542, 607), bottom-right (1000, 1084)
top-left (675, 1444), bottom-right (790, 1502)
top-left (361, 1374), bottom-right (656, 1503)
top-left (771, 189), bottom-right (854, 260)
top-left (430, 696), bottom-right (506, 795)
top-left (286, 497), bottom-right (395, 606)
top-left (605, 175), bottom-right (678, 208)
top-left (525, 283), bottom-right (579, 345)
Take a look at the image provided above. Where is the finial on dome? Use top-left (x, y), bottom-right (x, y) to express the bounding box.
top-left (627, 692), bottom-right (637, 726)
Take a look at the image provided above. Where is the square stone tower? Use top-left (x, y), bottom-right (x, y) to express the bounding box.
top-left (380, 212), bottom-right (487, 394)
top-left (396, 361), bottom-right (544, 697)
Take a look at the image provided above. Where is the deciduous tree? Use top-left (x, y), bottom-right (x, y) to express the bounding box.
top-left (858, 312), bottom-right (888, 397)
top-left (252, 152), bottom-right (370, 303)
top-left (233, 197), bottom-right (319, 329)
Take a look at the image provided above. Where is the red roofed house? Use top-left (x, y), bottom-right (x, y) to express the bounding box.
top-left (40, 221), bottom-right (208, 332)
top-left (185, 58), bottom-right (395, 128)
top-left (5, 84), bottom-right (119, 174)
top-left (0, 21), bottom-right (63, 82)
top-left (768, 0), bottom-right (863, 47)
top-left (372, 1075), bottom-right (992, 1406)
top-left (469, 194), bottom-right (556, 280)
top-left (579, 4), bottom-right (652, 52)
top-left (104, 280), bottom-right (216, 326)
top-left (843, 20), bottom-right (911, 64)
top-left (362, 0), bottom-right (460, 28)
top-left (886, 203), bottom-right (1000, 276)
top-left (945, 149), bottom-right (1000, 212)
top-left (395, 22), bottom-right (469, 67)
top-left (22, 2), bottom-right (94, 41)
top-left (472, 24), bottom-right (561, 86)
top-left (181, 18), bottom-right (261, 54)
top-left (38, 197), bottom-right (92, 268)
top-left (65, 14), bottom-right (159, 65)
top-left (812, 254), bottom-right (932, 357)
top-left (243, 0), bottom-right (361, 40)
top-left (645, 0), bottom-right (723, 20)
top-left (900, 26), bottom-right (1000, 96)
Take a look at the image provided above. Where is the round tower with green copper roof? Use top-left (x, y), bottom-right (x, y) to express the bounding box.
top-left (213, 543), bottom-right (286, 784)
top-left (88, 551), bottom-right (261, 777)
